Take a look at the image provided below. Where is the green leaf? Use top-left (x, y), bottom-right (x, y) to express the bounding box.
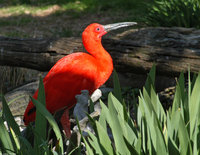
top-left (181, 69), bottom-right (190, 125)
top-left (167, 107), bottom-right (180, 154)
top-left (167, 110), bottom-right (180, 141)
top-left (31, 97), bottom-right (63, 154)
top-left (189, 73), bottom-right (200, 138)
top-left (107, 93), bottom-right (130, 154)
top-left (89, 98), bottom-right (94, 113)
top-left (123, 137), bottom-right (139, 155)
top-left (34, 77), bottom-right (47, 155)
top-left (109, 92), bottom-right (124, 120)
top-left (191, 73), bottom-right (197, 91)
top-left (150, 86), bottom-right (166, 124)
top-left (147, 112), bottom-right (167, 154)
top-left (106, 93), bottom-right (138, 145)
top-left (172, 73), bottom-right (185, 117)
top-left (113, 69), bottom-right (123, 103)
top-left (98, 94), bottom-right (138, 154)
top-left (134, 133), bottom-right (142, 154)
top-left (98, 100), bottom-right (107, 130)
top-left (177, 72), bottom-right (185, 102)
top-left (139, 86), bottom-right (168, 153)
top-left (144, 64), bottom-right (156, 95)
top-left (95, 122), bottom-right (114, 154)
top-left (1, 95), bottom-right (21, 137)
top-left (18, 136), bottom-right (35, 155)
top-left (87, 132), bottom-right (105, 155)
top-left (192, 121), bottom-right (199, 155)
top-left (10, 127), bottom-right (20, 151)
top-left (178, 114), bottom-right (192, 155)
top-left (154, 120), bottom-right (167, 155)
top-left (139, 89), bottom-right (156, 121)
top-left (0, 117), bottom-right (14, 153)
top-left (118, 115), bottom-right (137, 147)
top-left (167, 137), bottom-right (179, 155)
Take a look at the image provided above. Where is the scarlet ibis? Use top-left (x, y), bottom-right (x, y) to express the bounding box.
top-left (23, 22), bottom-right (137, 126)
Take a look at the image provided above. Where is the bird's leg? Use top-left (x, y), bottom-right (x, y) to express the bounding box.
top-left (61, 89), bottom-right (104, 138)
top-left (60, 109), bottom-right (71, 138)
top-left (61, 90), bottom-right (90, 139)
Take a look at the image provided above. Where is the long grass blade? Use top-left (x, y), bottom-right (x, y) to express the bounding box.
top-left (34, 77), bottom-right (47, 154)
top-left (144, 64), bottom-right (156, 95)
top-left (1, 95), bottom-right (21, 136)
top-left (178, 114), bottom-right (192, 155)
top-left (31, 97), bottom-right (63, 154)
top-left (0, 117), bottom-right (14, 153)
top-left (10, 127), bottom-right (20, 151)
top-left (113, 69), bottom-right (123, 103)
top-left (95, 122), bottom-right (114, 154)
top-left (189, 73), bottom-right (200, 138)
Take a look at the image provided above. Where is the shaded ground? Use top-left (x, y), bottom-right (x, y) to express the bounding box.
top-left (0, 1), bottom-right (150, 93)
top-left (0, 3), bottom-right (147, 38)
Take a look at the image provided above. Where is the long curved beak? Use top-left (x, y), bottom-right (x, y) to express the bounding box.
top-left (103, 22), bottom-right (137, 32)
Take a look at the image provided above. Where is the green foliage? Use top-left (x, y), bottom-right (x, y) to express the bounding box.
top-left (83, 66), bottom-right (200, 154)
top-left (0, 78), bottom-right (63, 154)
top-left (33, 77), bottom-right (48, 154)
top-left (2, 65), bottom-right (200, 154)
top-left (147, 0), bottom-right (200, 28)
top-left (113, 69), bottom-right (123, 103)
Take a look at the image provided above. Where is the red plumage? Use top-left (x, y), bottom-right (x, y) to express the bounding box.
top-left (23, 23), bottom-right (113, 125)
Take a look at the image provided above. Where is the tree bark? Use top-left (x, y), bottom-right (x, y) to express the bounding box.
top-left (0, 27), bottom-right (200, 76)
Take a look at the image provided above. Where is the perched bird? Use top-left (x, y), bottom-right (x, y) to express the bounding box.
top-left (23, 22), bottom-right (137, 129)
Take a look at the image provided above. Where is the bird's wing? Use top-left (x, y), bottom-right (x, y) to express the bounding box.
top-left (42, 52), bottom-right (99, 112)
top-left (44, 52), bottom-right (98, 84)
top-left (24, 52), bottom-right (100, 124)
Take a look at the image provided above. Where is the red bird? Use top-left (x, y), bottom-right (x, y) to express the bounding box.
top-left (23, 22), bottom-right (137, 127)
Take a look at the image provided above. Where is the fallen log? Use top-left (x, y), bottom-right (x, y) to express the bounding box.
top-left (3, 27), bottom-right (199, 119)
top-left (0, 27), bottom-right (200, 76)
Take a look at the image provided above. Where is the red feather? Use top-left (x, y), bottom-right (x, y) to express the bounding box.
top-left (23, 23), bottom-right (113, 125)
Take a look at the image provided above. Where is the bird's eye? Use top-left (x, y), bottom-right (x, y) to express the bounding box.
top-left (96, 27), bottom-right (100, 31)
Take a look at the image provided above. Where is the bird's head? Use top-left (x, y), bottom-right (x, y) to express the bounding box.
top-left (82, 22), bottom-right (137, 45)
top-left (82, 23), bottom-right (107, 43)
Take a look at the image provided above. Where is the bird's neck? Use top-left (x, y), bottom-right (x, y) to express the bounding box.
top-left (83, 37), bottom-right (113, 85)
